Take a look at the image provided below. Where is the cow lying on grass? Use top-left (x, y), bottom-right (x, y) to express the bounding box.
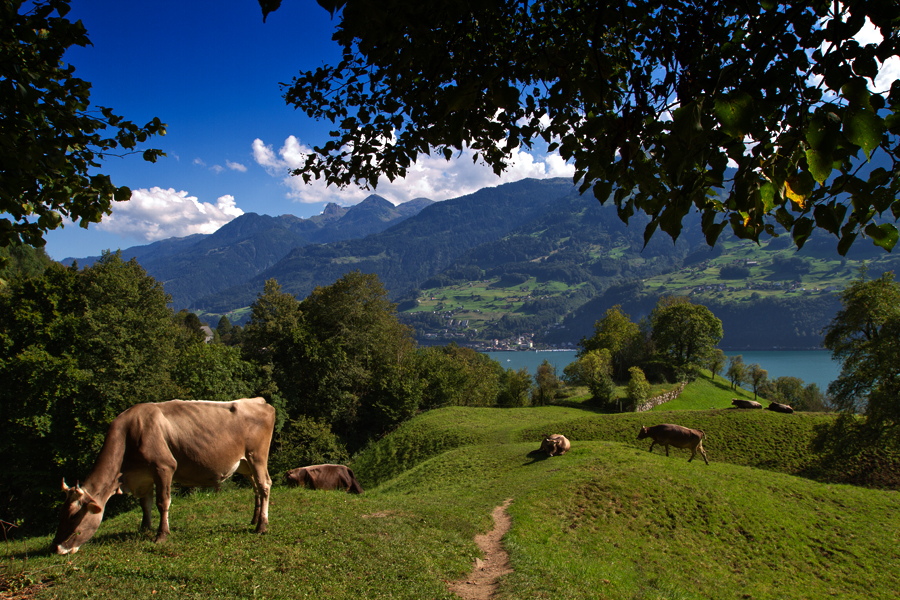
top-left (732, 398), bottom-right (763, 409)
top-left (767, 402), bottom-right (794, 414)
top-left (637, 424), bottom-right (709, 465)
top-left (283, 464), bottom-right (364, 493)
top-left (540, 434), bottom-right (571, 457)
top-left (52, 398), bottom-right (275, 555)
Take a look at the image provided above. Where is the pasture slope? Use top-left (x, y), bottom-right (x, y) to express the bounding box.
top-left (3, 390), bottom-right (899, 600)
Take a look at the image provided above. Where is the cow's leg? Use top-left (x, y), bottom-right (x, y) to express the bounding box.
top-left (698, 442), bottom-right (709, 465)
top-left (688, 446), bottom-right (695, 462)
top-left (238, 458), bottom-right (261, 525)
top-left (152, 465), bottom-right (175, 543)
top-left (648, 440), bottom-right (657, 453)
top-left (139, 493), bottom-right (154, 532)
top-left (243, 456), bottom-right (271, 534)
top-left (664, 444), bottom-right (670, 457)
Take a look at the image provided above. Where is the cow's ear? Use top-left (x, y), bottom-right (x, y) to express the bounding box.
top-left (86, 502), bottom-right (103, 515)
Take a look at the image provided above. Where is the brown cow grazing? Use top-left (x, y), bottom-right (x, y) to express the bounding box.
top-left (637, 424), bottom-right (709, 465)
top-left (767, 402), bottom-right (794, 414)
top-left (732, 398), bottom-right (763, 409)
top-left (52, 398), bottom-right (275, 555)
top-left (283, 464), bottom-right (364, 494)
top-left (540, 434), bottom-right (571, 457)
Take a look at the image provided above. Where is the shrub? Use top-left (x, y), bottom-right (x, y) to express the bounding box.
top-left (626, 366), bottom-right (651, 409)
top-left (269, 416), bottom-right (349, 479)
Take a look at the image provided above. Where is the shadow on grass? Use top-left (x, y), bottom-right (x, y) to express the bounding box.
top-left (521, 449), bottom-right (560, 466)
top-left (706, 374), bottom-right (743, 394)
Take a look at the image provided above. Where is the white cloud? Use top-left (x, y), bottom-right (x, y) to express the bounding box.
top-left (226, 160), bottom-right (248, 172)
top-left (852, 15), bottom-right (899, 93)
top-left (210, 165), bottom-right (225, 174)
top-left (251, 135), bottom-right (576, 206)
top-left (193, 158), bottom-right (206, 166)
top-left (815, 9), bottom-right (899, 95)
top-left (96, 187), bottom-right (245, 241)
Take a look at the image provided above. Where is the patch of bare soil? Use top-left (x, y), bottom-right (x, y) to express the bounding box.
top-left (448, 499), bottom-right (514, 600)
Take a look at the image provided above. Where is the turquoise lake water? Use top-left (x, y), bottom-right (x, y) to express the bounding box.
top-left (484, 349), bottom-right (842, 391)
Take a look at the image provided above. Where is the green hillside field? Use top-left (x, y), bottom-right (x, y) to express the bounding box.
top-left (5, 380), bottom-right (899, 600)
top-left (400, 232), bottom-right (900, 348)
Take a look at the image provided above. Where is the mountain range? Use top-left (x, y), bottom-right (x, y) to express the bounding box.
top-left (62, 177), bottom-right (897, 349)
top-left (63, 194), bottom-right (434, 308)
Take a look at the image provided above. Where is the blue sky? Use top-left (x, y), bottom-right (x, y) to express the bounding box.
top-left (42, 0), bottom-right (573, 261)
top-left (33, 2), bottom-right (900, 261)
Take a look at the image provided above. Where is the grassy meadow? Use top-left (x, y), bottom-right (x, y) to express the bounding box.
top-left (3, 381), bottom-right (899, 599)
top-left (402, 235), bottom-right (900, 338)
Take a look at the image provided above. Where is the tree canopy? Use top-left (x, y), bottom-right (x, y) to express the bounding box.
top-left (0, 252), bottom-right (181, 530)
top-left (580, 304), bottom-right (641, 380)
top-left (262, 0), bottom-right (900, 254)
top-left (1, 0), bottom-right (166, 249)
top-left (650, 296), bottom-right (723, 373)
top-left (823, 269), bottom-right (900, 436)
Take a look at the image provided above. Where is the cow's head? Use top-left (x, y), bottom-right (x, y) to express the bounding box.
top-left (637, 425), bottom-right (649, 439)
top-left (540, 435), bottom-right (563, 456)
top-left (283, 468), bottom-right (309, 488)
top-left (52, 480), bottom-right (105, 555)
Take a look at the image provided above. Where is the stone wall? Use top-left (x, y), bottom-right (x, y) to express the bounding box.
top-left (635, 381), bottom-right (687, 412)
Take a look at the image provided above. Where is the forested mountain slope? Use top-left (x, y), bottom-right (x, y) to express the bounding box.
top-left (194, 178), bottom-right (576, 312)
top-left (62, 194), bottom-right (432, 308)
top-left (398, 192), bottom-right (900, 349)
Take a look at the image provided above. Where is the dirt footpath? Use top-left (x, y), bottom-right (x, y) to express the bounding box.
top-left (448, 499), bottom-right (514, 600)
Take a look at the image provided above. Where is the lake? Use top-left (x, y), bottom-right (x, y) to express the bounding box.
top-left (483, 349), bottom-right (843, 391)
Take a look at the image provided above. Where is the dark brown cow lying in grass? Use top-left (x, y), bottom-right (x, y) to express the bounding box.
top-left (767, 402), bottom-right (794, 414)
top-left (283, 464), bottom-right (364, 494)
top-left (732, 398), bottom-right (763, 409)
top-left (539, 434), bottom-right (571, 457)
top-left (52, 398), bottom-right (275, 555)
top-left (637, 424), bottom-right (709, 465)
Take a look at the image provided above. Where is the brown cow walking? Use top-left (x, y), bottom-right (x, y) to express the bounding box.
top-left (52, 398), bottom-right (275, 554)
top-left (284, 464), bottom-right (364, 493)
top-left (637, 424), bottom-right (709, 465)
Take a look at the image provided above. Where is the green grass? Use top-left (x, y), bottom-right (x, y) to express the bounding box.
top-left (4, 397), bottom-right (899, 599)
top-left (659, 372), bottom-right (756, 410)
top-left (403, 237), bottom-right (900, 338)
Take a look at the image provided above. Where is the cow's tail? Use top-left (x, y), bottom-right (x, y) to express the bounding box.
top-left (347, 469), bottom-right (364, 494)
top-left (699, 429), bottom-right (706, 440)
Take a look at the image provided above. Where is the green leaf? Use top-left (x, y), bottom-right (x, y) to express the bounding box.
top-left (792, 217), bottom-right (815, 249)
top-left (837, 230), bottom-right (858, 256)
top-left (714, 92), bottom-right (753, 138)
top-left (841, 78), bottom-right (871, 108)
top-left (759, 181), bottom-right (777, 212)
top-left (843, 110), bottom-right (883, 159)
top-left (671, 101), bottom-right (703, 143)
top-left (805, 148), bottom-right (833, 184)
top-left (592, 181), bottom-right (613, 204)
top-left (805, 112), bottom-right (839, 152)
top-left (864, 223), bottom-right (899, 251)
top-left (114, 186), bottom-right (132, 201)
top-left (258, 0), bottom-right (283, 21)
top-left (813, 204), bottom-right (847, 235)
